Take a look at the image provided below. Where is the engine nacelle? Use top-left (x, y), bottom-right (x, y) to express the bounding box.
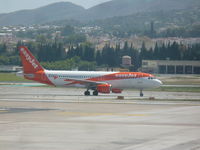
top-left (112, 88), bottom-right (123, 93)
top-left (97, 84), bottom-right (111, 94)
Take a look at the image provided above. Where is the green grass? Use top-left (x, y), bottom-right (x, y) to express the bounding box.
top-left (148, 87), bottom-right (200, 93)
top-left (0, 73), bottom-right (29, 82)
top-left (162, 81), bottom-right (200, 85)
top-left (158, 75), bottom-right (200, 85)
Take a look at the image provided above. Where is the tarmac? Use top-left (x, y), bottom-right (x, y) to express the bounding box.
top-left (0, 86), bottom-right (200, 150)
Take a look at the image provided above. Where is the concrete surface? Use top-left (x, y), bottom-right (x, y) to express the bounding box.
top-left (0, 86), bottom-right (200, 150)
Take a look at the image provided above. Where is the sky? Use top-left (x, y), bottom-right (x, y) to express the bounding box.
top-left (0, 0), bottom-right (112, 14)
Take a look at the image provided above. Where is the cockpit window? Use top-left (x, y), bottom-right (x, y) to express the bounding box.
top-left (148, 77), bottom-right (155, 80)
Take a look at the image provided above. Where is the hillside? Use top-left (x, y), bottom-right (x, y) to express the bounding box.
top-left (78, 0), bottom-right (200, 21)
top-left (90, 6), bottom-right (200, 37)
top-left (0, 0), bottom-right (200, 26)
top-left (0, 2), bottom-right (85, 25)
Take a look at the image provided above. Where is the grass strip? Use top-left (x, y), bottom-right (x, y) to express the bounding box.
top-left (0, 73), bottom-right (29, 82)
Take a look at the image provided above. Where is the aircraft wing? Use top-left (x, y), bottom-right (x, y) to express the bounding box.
top-left (64, 78), bottom-right (108, 88)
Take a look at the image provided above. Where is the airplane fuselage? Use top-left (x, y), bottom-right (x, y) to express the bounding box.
top-left (34, 70), bottom-right (162, 90)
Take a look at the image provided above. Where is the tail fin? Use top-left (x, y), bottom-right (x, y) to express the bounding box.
top-left (19, 46), bottom-right (43, 74)
top-left (19, 46), bottom-right (54, 86)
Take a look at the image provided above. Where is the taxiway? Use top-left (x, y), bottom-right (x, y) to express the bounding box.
top-left (0, 86), bottom-right (200, 150)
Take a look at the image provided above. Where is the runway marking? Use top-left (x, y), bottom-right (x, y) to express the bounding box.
top-left (0, 110), bottom-right (8, 113)
top-left (0, 108), bottom-right (55, 114)
top-left (59, 112), bottom-right (148, 117)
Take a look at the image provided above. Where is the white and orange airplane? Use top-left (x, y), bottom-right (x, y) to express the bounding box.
top-left (18, 46), bottom-right (162, 96)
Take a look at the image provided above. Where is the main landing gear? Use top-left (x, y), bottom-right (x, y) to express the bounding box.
top-left (140, 89), bottom-right (144, 97)
top-left (93, 90), bottom-right (98, 96)
top-left (84, 90), bottom-right (90, 96)
top-left (84, 90), bottom-right (99, 96)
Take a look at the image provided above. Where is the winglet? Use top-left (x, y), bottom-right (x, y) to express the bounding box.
top-left (19, 46), bottom-right (44, 74)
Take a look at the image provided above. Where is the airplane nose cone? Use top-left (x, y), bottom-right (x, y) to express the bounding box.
top-left (158, 80), bottom-right (163, 86)
top-left (154, 79), bottom-right (163, 88)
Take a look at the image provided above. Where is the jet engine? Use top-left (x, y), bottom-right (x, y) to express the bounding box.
top-left (112, 88), bottom-right (123, 93)
top-left (97, 84), bottom-right (112, 94)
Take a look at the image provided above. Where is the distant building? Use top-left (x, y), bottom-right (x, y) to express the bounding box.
top-left (122, 56), bottom-right (132, 67)
top-left (142, 60), bottom-right (200, 74)
top-left (0, 65), bottom-right (22, 72)
top-left (96, 67), bottom-right (123, 72)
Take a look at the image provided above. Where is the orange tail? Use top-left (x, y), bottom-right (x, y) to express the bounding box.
top-left (19, 46), bottom-right (54, 86)
top-left (19, 46), bottom-right (54, 85)
top-left (19, 46), bottom-right (43, 74)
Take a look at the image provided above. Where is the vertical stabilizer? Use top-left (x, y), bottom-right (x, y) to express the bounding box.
top-left (19, 46), bottom-right (54, 86)
top-left (19, 46), bottom-right (43, 73)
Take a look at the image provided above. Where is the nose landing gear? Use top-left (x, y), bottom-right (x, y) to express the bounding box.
top-left (140, 90), bottom-right (144, 97)
top-left (93, 90), bottom-right (98, 96)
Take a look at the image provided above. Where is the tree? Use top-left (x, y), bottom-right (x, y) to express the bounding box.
top-left (107, 47), bottom-right (117, 67)
top-left (129, 45), bottom-right (141, 71)
top-left (0, 43), bottom-right (7, 54)
top-left (115, 43), bottom-right (121, 66)
top-left (38, 42), bottom-right (66, 62)
top-left (36, 35), bottom-right (47, 43)
top-left (0, 56), bottom-right (9, 65)
top-left (170, 42), bottom-right (181, 60)
top-left (153, 42), bottom-right (160, 60)
top-left (64, 34), bottom-right (86, 44)
top-left (140, 41), bottom-right (148, 59)
top-left (61, 25), bottom-right (75, 36)
top-left (83, 45), bottom-right (95, 62)
top-left (123, 41), bottom-right (129, 54)
top-left (159, 43), bottom-right (167, 60)
top-left (78, 61), bottom-right (96, 71)
top-left (81, 42), bottom-right (95, 62)
top-left (96, 50), bottom-right (102, 66)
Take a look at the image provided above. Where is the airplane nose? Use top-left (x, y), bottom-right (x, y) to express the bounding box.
top-left (158, 80), bottom-right (163, 86)
top-left (154, 79), bottom-right (163, 88)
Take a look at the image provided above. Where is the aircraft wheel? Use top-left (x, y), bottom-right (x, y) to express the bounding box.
top-left (93, 90), bottom-right (98, 96)
top-left (140, 93), bottom-right (144, 97)
top-left (140, 90), bottom-right (144, 97)
top-left (84, 91), bottom-right (90, 96)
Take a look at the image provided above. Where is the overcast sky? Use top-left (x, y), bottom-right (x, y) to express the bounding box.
top-left (0, 0), bottom-right (112, 14)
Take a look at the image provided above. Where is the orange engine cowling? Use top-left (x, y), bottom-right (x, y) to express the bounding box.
top-left (112, 88), bottom-right (123, 93)
top-left (97, 84), bottom-right (111, 94)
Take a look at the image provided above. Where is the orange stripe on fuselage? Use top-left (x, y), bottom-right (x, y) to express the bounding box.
top-left (63, 72), bottom-right (153, 85)
top-left (88, 72), bottom-right (153, 82)
top-left (64, 79), bottom-right (82, 86)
